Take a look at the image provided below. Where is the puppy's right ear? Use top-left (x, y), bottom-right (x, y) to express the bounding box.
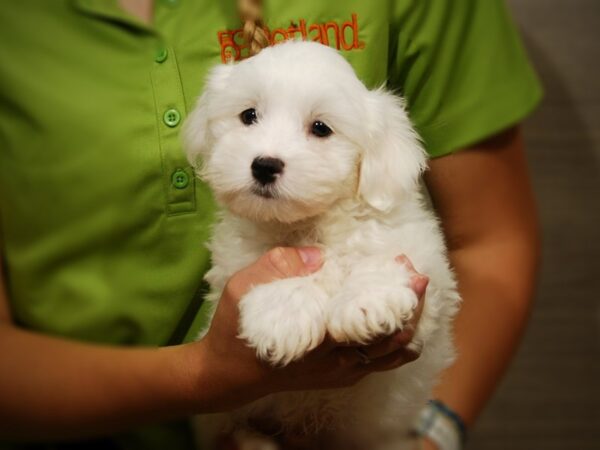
top-left (183, 64), bottom-right (235, 171)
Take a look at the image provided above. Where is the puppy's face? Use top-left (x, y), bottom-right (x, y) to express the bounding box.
top-left (185, 41), bottom-right (426, 223)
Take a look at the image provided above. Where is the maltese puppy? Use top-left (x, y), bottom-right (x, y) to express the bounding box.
top-left (184, 40), bottom-right (460, 450)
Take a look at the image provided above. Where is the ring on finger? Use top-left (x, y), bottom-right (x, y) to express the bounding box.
top-left (355, 347), bottom-right (371, 365)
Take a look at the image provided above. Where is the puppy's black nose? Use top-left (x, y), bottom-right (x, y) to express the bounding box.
top-left (251, 157), bottom-right (285, 185)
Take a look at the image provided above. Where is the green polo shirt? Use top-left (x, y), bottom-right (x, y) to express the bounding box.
top-left (0, 1), bottom-right (541, 448)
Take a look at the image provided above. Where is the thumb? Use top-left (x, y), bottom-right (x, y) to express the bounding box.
top-left (226, 247), bottom-right (323, 300)
top-left (410, 274), bottom-right (429, 300)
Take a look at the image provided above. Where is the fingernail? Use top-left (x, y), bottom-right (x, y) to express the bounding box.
top-left (396, 255), bottom-right (417, 274)
top-left (395, 254), bottom-right (408, 264)
top-left (297, 247), bottom-right (322, 268)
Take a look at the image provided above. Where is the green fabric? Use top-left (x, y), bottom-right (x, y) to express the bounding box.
top-left (0, 1), bottom-right (541, 449)
top-left (389, 1), bottom-right (543, 156)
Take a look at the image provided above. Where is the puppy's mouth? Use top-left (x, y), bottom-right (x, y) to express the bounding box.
top-left (251, 184), bottom-right (279, 200)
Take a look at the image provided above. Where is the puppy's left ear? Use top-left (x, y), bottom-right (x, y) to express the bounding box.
top-left (183, 63), bottom-right (235, 171)
top-left (358, 88), bottom-right (428, 212)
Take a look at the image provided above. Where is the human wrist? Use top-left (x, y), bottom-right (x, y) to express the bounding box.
top-left (174, 339), bottom-right (258, 414)
top-left (413, 399), bottom-right (467, 450)
top-left (168, 340), bottom-right (219, 414)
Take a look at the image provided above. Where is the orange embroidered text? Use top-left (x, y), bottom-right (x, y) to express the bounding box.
top-left (217, 13), bottom-right (365, 63)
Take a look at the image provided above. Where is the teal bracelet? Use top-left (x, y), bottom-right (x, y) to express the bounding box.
top-left (428, 399), bottom-right (467, 444)
top-left (413, 399), bottom-right (467, 450)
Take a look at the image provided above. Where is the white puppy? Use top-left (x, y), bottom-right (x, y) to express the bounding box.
top-left (184, 40), bottom-right (460, 450)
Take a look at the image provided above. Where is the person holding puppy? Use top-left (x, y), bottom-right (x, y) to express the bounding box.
top-left (0, 1), bottom-right (541, 449)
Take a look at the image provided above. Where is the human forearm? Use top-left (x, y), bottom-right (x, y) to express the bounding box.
top-left (0, 255), bottom-right (199, 439)
top-left (0, 324), bottom-right (202, 440)
top-left (432, 235), bottom-right (539, 426)
top-left (424, 127), bottom-right (540, 429)
top-left (0, 247), bottom-right (422, 443)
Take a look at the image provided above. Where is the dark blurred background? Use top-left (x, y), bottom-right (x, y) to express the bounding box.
top-left (467, 1), bottom-right (600, 449)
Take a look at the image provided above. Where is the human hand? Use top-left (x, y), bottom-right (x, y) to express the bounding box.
top-left (338, 254), bottom-right (428, 372)
top-left (193, 246), bottom-right (324, 410)
top-left (193, 248), bottom-right (428, 413)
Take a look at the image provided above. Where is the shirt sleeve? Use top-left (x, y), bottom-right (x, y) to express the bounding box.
top-left (389, 0), bottom-right (543, 157)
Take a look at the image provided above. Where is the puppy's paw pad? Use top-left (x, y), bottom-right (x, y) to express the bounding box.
top-left (239, 281), bottom-right (327, 366)
top-left (327, 286), bottom-right (418, 343)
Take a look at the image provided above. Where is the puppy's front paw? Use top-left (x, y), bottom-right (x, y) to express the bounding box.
top-left (238, 278), bottom-right (328, 366)
top-left (327, 262), bottom-right (418, 343)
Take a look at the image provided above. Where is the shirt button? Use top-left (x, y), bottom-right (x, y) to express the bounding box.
top-left (163, 108), bottom-right (181, 127)
top-left (155, 47), bottom-right (168, 63)
top-left (171, 169), bottom-right (189, 189)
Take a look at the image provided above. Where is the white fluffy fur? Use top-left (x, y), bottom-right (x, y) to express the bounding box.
top-left (183, 41), bottom-right (460, 450)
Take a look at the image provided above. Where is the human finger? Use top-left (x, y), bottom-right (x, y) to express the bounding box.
top-left (405, 274), bottom-right (428, 332)
top-left (410, 273), bottom-right (429, 303)
top-left (225, 246), bottom-right (323, 300)
top-left (366, 346), bottom-right (422, 372)
top-left (395, 254), bottom-right (417, 273)
top-left (354, 327), bottom-right (416, 360)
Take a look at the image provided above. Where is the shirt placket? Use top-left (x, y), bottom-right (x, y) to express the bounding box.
top-left (73, 0), bottom-right (197, 216)
top-left (151, 39), bottom-right (195, 215)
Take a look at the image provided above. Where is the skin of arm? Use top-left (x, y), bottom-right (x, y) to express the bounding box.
top-left (0, 248), bottom-right (319, 440)
top-left (421, 126), bottom-right (540, 448)
top-left (0, 247), bottom-right (425, 441)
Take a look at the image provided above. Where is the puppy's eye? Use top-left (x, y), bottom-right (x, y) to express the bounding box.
top-left (311, 120), bottom-right (333, 138)
top-left (240, 108), bottom-right (258, 125)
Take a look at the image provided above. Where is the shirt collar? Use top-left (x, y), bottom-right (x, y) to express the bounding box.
top-left (70, 0), bottom-right (154, 33)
